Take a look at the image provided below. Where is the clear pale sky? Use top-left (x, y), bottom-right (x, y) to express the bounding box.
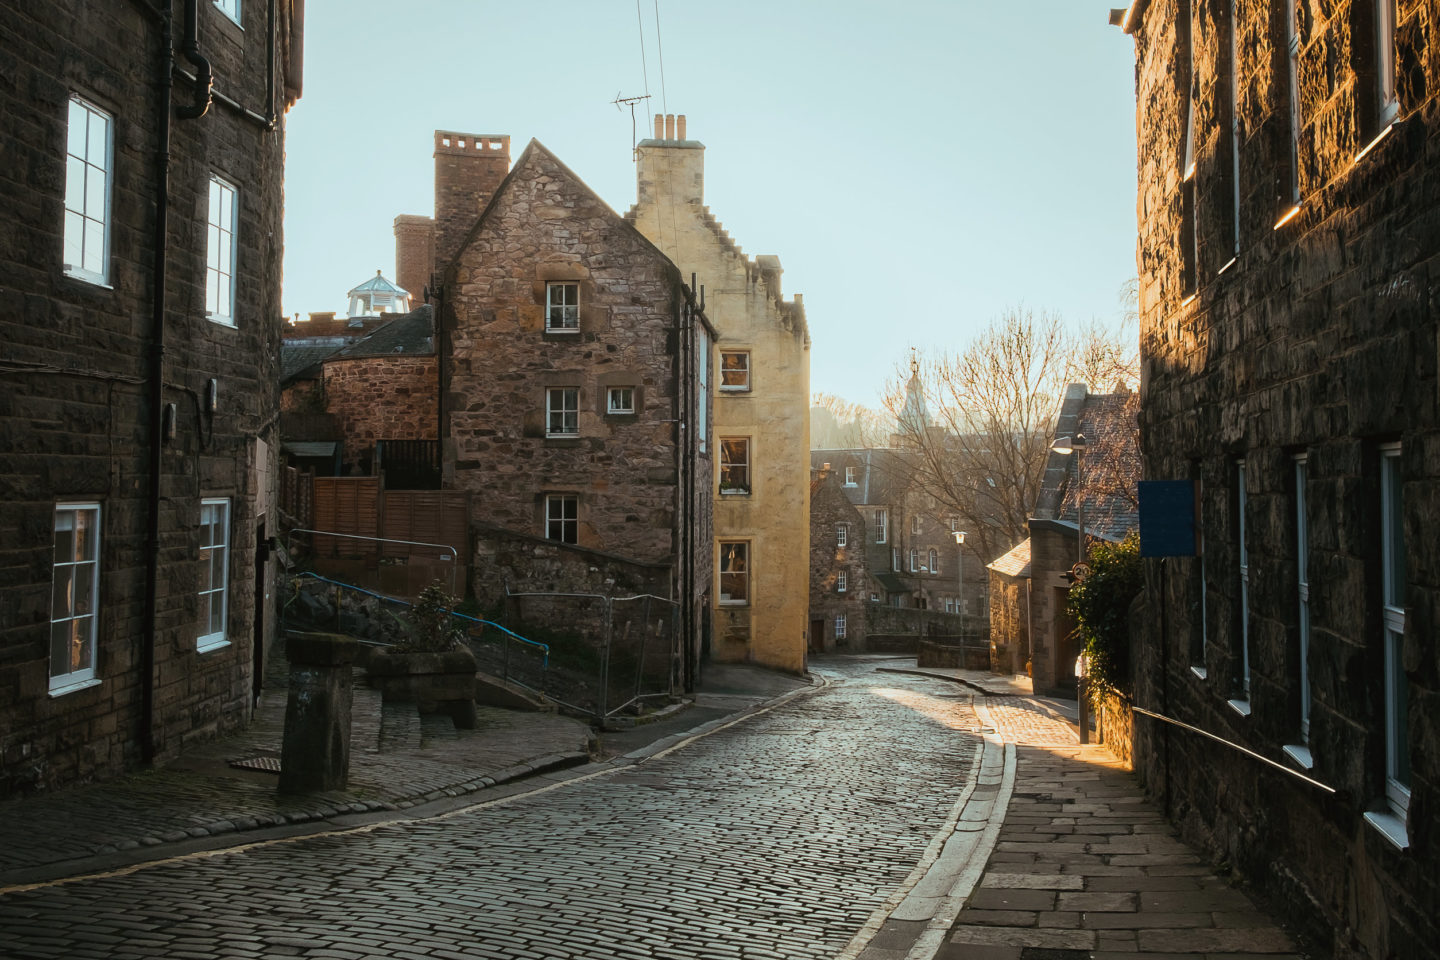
top-left (281, 1), bottom-right (1139, 408)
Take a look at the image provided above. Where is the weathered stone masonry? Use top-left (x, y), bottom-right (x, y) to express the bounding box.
top-left (1123, 1), bottom-right (1439, 957)
top-left (0, 0), bottom-right (299, 797)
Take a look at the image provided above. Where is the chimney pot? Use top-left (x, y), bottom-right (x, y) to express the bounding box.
top-left (665, 114), bottom-right (675, 139)
top-left (653, 114), bottom-right (664, 139)
top-left (677, 115), bottom-right (686, 139)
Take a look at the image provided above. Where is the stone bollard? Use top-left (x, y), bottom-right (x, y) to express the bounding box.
top-left (279, 632), bottom-right (357, 795)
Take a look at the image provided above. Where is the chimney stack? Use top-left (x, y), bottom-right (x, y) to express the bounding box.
top-left (431, 131), bottom-right (511, 281)
top-left (393, 214), bottom-right (435, 306)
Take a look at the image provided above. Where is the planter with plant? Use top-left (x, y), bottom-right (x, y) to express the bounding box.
top-left (366, 581), bottom-right (478, 728)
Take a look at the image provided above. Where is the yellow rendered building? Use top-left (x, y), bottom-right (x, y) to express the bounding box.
top-left (628, 114), bottom-right (812, 673)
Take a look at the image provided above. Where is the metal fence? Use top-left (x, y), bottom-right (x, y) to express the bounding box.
top-left (498, 589), bottom-right (680, 722)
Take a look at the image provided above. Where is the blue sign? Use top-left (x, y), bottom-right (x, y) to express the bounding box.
top-left (1139, 480), bottom-right (1196, 557)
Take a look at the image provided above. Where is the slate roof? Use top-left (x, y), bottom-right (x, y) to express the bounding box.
top-left (1036, 386), bottom-right (1140, 543)
top-left (988, 537), bottom-right (1032, 579)
top-left (281, 343), bottom-right (344, 383)
top-left (335, 305), bottom-right (434, 359)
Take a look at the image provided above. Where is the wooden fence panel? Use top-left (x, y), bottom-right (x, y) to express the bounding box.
top-left (311, 477), bottom-right (381, 558)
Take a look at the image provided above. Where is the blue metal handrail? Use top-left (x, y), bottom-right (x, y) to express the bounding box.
top-left (289, 571), bottom-right (550, 666)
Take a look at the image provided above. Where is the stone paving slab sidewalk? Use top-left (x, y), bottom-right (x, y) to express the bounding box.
top-left (926, 713), bottom-right (1309, 959)
top-left (0, 663), bottom-right (594, 885)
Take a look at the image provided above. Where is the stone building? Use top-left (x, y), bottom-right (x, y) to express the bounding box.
top-left (807, 468), bottom-right (875, 652)
top-left (280, 306), bottom-right (438, 481)
top-left (1116, 1), bottom-right (1438, 956)
top-left (810, 448), bottom-right (987, 615)
top-left (437, 136), bottom-right (715, 689)
top-left (628, 115), bottom-right (812, 674)
top-left (0, 0), bottom-right (303, 797)
top-left (1012, 385), bottom-right (1139, 695)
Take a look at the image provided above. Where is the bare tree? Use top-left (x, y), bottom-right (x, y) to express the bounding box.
top-left (879, 307), bottom-right (1139, 565)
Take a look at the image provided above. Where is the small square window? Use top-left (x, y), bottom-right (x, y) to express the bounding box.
top-left (607, 386), bottom-right (635, 414)
top-left (214, 0), bottom-right (241, 24)
top-left (63, 97), bottom-right (113, 286)
top-left (206, 176), bottom-right (239, 325)
top-left (546, 494), bottom-right (578, 544)
top-left (719, 541), bottom-right (748, 604)
top-left (547, 387), bottom-right (579, 437)
top-left (720, 351), bottom-right (750, 391)
top-left (546, 282), bottom-right (579, 332)
top-left (51, 503), bottom-right (102, 693)
top-left (836, 570), bottom-right (847, 593)
top-left (720, 438), bottom-right (750, 494)
top-left (198, 499), bottom-right (230, 650)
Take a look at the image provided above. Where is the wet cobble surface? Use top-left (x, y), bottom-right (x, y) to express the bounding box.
top-left (0, 664), bottom-right (981, 960)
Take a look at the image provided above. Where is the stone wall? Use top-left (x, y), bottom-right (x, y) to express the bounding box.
top-left (323, 355), bottom-right (437, 468)
top-left (808, 470), bottom-right (873, 652)
top-left (630, 119), bottom-right (812, 673)
top-left (1128, 2), bottom-right (1439, 957)
top-left (1028, 522), bottom-right (1081, 696)
top-left (0, 0), bottom-right (295, 796)
top-left (988, 569), bottom-right (1030, 676)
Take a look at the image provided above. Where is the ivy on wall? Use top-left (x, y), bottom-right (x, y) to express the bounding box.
top-left (1067, 533), bottom-right (1142, 703)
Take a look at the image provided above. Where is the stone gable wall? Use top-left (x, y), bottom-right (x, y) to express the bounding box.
top-left (1130, 2), bottom-right (1439, 956)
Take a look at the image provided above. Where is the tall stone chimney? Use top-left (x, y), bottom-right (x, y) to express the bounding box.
top-left (432, 131), bottom-right (511, 279)
top-left (635, 113), bottom-right (703, 209)
top-left (393, 214), bottom-right (435, 305)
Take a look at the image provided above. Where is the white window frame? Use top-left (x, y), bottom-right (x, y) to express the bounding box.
top-left (1380, 443), bottom-right (1408, 818)
top-left (929, 548), bottom-right (939, 575)
top-left (545, 494), bottom-right (578, 544)
top-left (1283, 0), bottom-right (1303, 210)
top-left (874, 508), bottom-right (887, 544)
top-left (206, 176), bottom-right (239, 325)
top-left (835, 614), bottom-right (847, 639)
top-left (198, 499), bottom-right (231, 651)
top-left (719, 541), bottom-right (749, 605)
top-left (719, 351), bottom-right (750, 392)
top-left (892, 548), bottom-right (900, 572)
top-left (545, 282), bottom-right (579, 332)
top-left (1376, 0), bottom-right (1398, 128)
top-left (909, 548), bottom-right (919, 573)
top-left (50, 503), bottom-right (102, 694)
top-left (844, 466), bottom-right (856, 486)
top-left (1230, 460), bottom-right (1252, 712)
top-left (911, 514), bottom-right (922, 535)
top-left (546, 387), bottom-right (579, 437)
top-left (697, 332), bottom-right (709, 454)
top-left (607, 386), bottom-right (635, 415)
top-left (836, 523), bottom-right (848, 548)
top-left (213, 0), bottom-right (241, 25)
top-left (719, 437), bottom-right (750, 494)
top-left (63, 96), bottom-right (113, 286)
top-left (836, 570), bottom-right (847, 593)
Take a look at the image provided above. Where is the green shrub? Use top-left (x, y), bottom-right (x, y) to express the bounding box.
top-left (1067, 533), bottom-right (1142, 704)
top-left (394, 581), bottom-right (464, 653)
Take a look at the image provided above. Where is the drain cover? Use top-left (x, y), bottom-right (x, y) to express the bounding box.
top-left (229, 755), bottom-right (282, 774)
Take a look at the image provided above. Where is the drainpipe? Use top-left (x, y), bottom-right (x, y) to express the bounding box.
top-left (177, 0), bottom-right (213, 120)
top-left (138, 4), bottom-right (175, 766)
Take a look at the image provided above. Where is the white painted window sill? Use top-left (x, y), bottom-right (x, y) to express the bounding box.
top-left (1226, 698), bottom-right (1252, 717)
top-left (1364, 810), bottom-right (1410, 851)
top-left (1282, 744), bottom-right (1314, 770)
top-left (49, 677), bottom-right (102, 698)
top-left (63, 268), bottom-right (112, 289)
top-left (197, 637), bottom-right (231, 654)
top-left (1190, 665), bottom-right (1208, 680)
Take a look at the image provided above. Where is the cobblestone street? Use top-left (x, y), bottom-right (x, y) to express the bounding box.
top-left (0, 665), bottom-right (985, 960)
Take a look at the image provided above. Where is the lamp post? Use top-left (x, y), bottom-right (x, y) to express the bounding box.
top-left (953, 530), bottom-right (967, 618)
top-left (1050, 434), bottom-right (1089, 564)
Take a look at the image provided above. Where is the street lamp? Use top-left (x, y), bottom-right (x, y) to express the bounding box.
top-left (953, 530), bottom-right (967, 616)
top-left (1051, 434), bottom-right (1088, 565)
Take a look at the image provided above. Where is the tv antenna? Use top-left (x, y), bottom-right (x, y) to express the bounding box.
top-left (613, 93), bottom-right (652, 159)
